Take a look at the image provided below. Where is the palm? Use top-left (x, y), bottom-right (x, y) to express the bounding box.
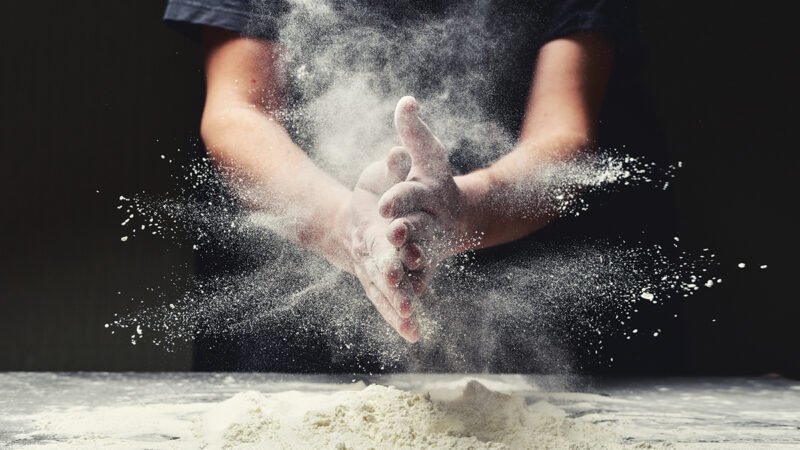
top-left (349, 151), bottom-right (420, 342)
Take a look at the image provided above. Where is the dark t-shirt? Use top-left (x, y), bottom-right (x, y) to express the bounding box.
top-left (165, 0), bottom-right (670, 233)
top-left (165, 0), bottom-right (640, 49)
top-left (164, 0), bottom-right (683, 374)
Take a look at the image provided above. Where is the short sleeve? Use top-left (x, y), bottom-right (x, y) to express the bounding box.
top-left (163, 0), bottom-right (253, 40)
top-left (541, 0), bottom-right (637, 46)
top-left (540, 0), bottom-right (643, 68)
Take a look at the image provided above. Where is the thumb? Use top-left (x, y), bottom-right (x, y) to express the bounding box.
top-left (394, 96), bottom-right (449, 177)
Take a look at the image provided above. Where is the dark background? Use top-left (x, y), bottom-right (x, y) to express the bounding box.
top-left (1, 1), bottom-right (797, 375)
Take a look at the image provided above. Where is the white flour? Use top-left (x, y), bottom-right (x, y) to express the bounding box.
top-left (195, 380), bottom-right (622, 449)
top-left (12, 374), bottom-right (800, 449)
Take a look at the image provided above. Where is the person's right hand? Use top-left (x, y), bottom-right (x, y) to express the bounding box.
top-left (347, 147), bottom-right (421, 342)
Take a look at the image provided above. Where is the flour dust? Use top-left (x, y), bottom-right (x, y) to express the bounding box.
top-left (108, 148), bottom-right (718, 373)
top-left (109, 0), bottom-right (729, 372)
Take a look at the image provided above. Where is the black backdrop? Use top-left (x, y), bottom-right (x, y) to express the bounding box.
top-left (1, 1), bottom-right (797, 376)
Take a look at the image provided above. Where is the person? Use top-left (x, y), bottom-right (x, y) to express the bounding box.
top-left (165, 0), bottom-right (682, 373)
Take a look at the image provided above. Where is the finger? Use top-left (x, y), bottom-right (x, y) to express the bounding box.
top-left (363, 239), bottom-right (415, 319)
top-left (355, 160), bottom-right (390, 194)
top-left (408, 269), bottom-right (432, 297)
top-left (356, 268), bottom-right (418, 342)
top-left (376, 258), bottom-right (416, 319)
top-left (361, 147), bottom-right (411, 194)
top-left (399, 317), bottom-right (421, 343)
top-left (386, 147), bottom-right (411, 182)
top-left (393, 96), bottom-right (449, 178)
top-left (386, 212), bottom-right (436, 247)
top-left (364, 282), bottom-right (398, 325)
top-left (400, 242), bottom-right (426, 271)
top-left (355, 148), bottom-right (412, 195)
top-left (355, 266), bottom-right (403, 327)
top-left (378, 181), bottom-right (437, 219)
top-left (390, 267), bottom-right (419, 319)
top-left (381, 255), bottom-right (405, 289)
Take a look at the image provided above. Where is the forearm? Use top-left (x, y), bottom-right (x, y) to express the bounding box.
top-left (452, 31), bottom-right (611, 253)
top-left (201, 103), bottom-right (353, 271)
top-left (454, 130), bottom-right (589, 252)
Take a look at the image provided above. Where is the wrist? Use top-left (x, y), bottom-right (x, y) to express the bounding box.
top-left (296, 189), bottom-right (354, 273)
top-left (325, 193), bottom-right (357, 273)
top-left (452, 169), bottom-right (496, 254)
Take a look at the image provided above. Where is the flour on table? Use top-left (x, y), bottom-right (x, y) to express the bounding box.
top-left (196, 380), bottom-right (623, 449)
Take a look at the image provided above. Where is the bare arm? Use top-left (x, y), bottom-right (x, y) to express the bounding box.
top-left (199, 28), bottom-right (419, 341)
top-left (456, 31), bottom-right (614, 250)
top-left (199, 28), bottom-right (353, 270)
top-left (378, 32), bottom-right (614, 282)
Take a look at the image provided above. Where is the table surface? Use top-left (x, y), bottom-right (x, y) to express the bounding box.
top-left (1, 372), bottom-right (799, 449)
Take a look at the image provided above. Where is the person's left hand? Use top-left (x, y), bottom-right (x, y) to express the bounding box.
top-left (376, 97), bottom-right (474, 296)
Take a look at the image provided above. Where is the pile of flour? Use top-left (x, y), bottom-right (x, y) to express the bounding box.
top-left (195, 380), bottom-right (620, 449)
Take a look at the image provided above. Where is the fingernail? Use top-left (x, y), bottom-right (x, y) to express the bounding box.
top-left (400, 298), bottom-right (413, 317)
top-left (386, 268), bottom-right (400, 287)
top-left (379, 201), bottom-right (392, 218)
top-left (401, 320), bottom-right (420, 343)
top-left (402, 96), bottom-right (417, 112)
top-left (404, 245), bottom-right (423, 270)
top-left (392, 223), bottom-right (406, 245)
top-left (412, 277), bottom-right (425, 295)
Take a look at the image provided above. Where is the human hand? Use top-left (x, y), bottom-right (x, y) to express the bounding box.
top-left (348, 147), bottom-right (421, 342)
top-left (377, 96), bottom-right (474, 295)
